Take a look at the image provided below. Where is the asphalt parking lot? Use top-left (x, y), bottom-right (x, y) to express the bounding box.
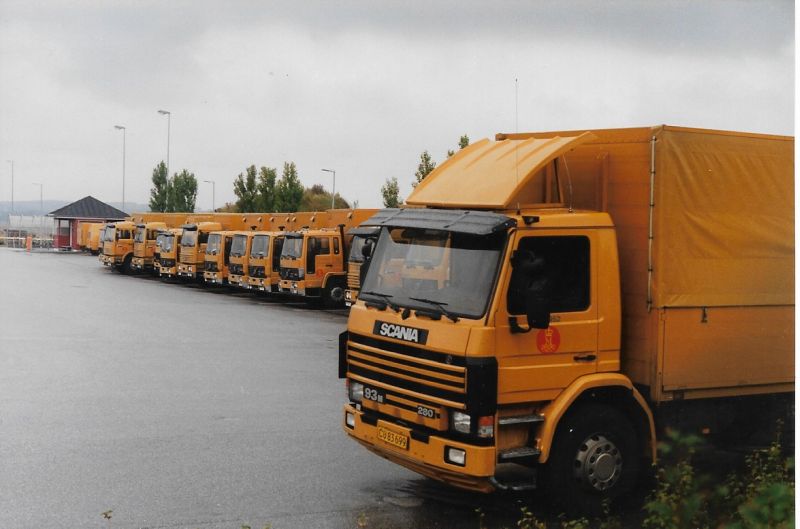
top-left (0, 249), bottom-right (552, 529)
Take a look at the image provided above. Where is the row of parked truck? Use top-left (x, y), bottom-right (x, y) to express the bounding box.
top-left (98, 209), bottom-right (380, 306)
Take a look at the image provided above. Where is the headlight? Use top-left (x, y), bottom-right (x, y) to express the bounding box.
top-left (348, 381), bottom-right (364, 402)
top-left (450, 410), bottom-right (471, 434)
top-left (298, 267), bottom-right (305, 279)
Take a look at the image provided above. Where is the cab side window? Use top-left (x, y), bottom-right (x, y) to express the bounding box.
top-left (333, 237), bottom-right (340, 254)
top-left (507, 236), bottom-right (590, 314)
top-left (318, 237), bottom-right (330, 255)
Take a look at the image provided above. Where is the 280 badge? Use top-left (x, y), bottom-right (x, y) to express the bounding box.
top-left (417, 405), bottom-right (436, 418)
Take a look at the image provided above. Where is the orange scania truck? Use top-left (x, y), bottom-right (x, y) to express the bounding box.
top-left (340, 126), bottom-right (794, 514)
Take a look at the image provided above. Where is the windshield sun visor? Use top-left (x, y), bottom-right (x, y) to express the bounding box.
top-left (364, 208), bottom-right (516, 236)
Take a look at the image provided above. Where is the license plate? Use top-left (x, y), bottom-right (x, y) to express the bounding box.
top-left (378, 427), bottom-right (408, 450)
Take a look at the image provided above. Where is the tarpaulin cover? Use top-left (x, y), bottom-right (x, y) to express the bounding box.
top-left (406, 133), bottom-right (595, 209)
top-left (653, 127), bottom-right (794, 307)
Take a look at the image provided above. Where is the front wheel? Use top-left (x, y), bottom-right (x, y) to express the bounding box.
top-left (544, 403), bottom-right (640, 516)
top-left (322, 278), bottom-right (346, 308)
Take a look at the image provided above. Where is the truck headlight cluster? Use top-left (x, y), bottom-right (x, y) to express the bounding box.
top-left (348, 381), bottom-right (364, 403)
top-left (450, 411), bottom-right (471, 434)
top-left (449, 411), bottom-right (494, 438)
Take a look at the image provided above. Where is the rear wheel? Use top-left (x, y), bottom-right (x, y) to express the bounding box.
top-left (544, 403), bottom-right (640, 516)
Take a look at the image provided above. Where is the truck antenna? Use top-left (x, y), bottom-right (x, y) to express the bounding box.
top-left (563, 155), bottom-right (574, 213)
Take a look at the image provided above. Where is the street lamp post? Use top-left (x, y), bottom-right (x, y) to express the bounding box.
top-left (157, 110), bottom-right (171, 177)
top-left (31, 182), bottom-right (43, 241)
top-left (203, 180), bottom-right (216, 212)
top-left (114, 125), bottom-right (126, 211)
top-left (6, 160), bottom-right (13, 214)
top-left (322, 168), bottom-right (336, 209)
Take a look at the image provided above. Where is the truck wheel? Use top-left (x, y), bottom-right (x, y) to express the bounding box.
top-left (544, 403), bottom-right (640, 516)
top-left (122, 254), bottom-right (134, 275)
top-left (323, 279), bottom-right (346, 308)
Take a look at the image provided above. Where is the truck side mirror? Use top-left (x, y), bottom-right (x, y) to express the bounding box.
top-left (509, 249), bottom-right (552, 333)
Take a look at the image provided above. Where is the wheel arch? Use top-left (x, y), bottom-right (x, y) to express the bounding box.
top-left (537, 373), bottom-right (656, 464)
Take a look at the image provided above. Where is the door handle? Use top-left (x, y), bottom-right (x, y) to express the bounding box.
top-left (573, 354), bottom-right (597, 363)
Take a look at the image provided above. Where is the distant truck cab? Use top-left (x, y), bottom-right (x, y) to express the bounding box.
top-left (203, 231), bottom-right (235, 285)
top-left (228, 231), bottom-right (256, 288)
top-left (100, 220), bottom-right (136, 273)
top-left (132, 222), bottom-right (168, 272)
top-left (177, 222), bottom-right (222, 280)
top-left (344, 226), bottom-right (380, 306)
top-left (246, 231), bottom-right (286, 293)
top-left (158, 228), bottom-right (184, 278)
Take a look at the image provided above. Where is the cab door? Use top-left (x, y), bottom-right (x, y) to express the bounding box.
top-left (494, 229), bottom-right (599, 403)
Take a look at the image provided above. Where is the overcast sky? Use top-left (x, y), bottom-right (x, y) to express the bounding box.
top-left (0, 1), bottom-right (794, 210)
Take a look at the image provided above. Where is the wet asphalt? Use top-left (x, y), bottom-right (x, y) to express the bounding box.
top-left (3, 249), bottom-right (761, 529)
top-left (0, 249), bottom-right (554, 529)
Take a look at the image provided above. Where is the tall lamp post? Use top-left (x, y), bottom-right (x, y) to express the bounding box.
top-left (157, 110), bottom-right (171, 211)
top-left (32, 182), bottom-right (43, 240)
top-left (203, 180), bottom-right (216, 212)
top-left (114, 125), bottom-right (126, 211)
top-left (322, 168), bottom-right (336, 209)
top-left (6, 160), bottom-right (13, 214)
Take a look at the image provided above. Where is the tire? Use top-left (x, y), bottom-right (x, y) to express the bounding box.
top-left (322, 278), bottom-right (346, 308)
top-left (122, 254), bottom-right (134, 275)
top-left (544, 403), bottom-right (640, 516)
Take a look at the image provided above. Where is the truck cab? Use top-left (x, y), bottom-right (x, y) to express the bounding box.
top-left (246, 231), bottom-right (286, 293)
top-left (158, 228), bottom-right (183, 278)
top-left (203, 231), bottom-right (235, 285)
top-left (228, 231), bottom-right (256, 288)
top-left (344, 226), bottom-right (380, 306)
top-left (132, 222), bottom-right (168, 272)
top-left (279, 227), bottom-right (347, 306)
top-left (101, 220), bottom-right (136, 272)
top-left (177, 221), bottom-right (222, 279)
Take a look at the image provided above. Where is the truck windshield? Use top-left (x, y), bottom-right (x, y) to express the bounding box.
top-left (348, 235), bottom-right (371, 263)
top-left (134, 229), bottom-right (145, 243)
top-left (206, 234), bottom-right (221, 255)
top-left (156, 234), bottom-right (165, 250)
top-left (281, 236), bottom-right (303, 259)
top-left (251, 235), bottom-right (269, 258)
top-left (104, 228), bottom-right (115, 242)
top-left (360, 227), bottom-right (507, 319)
top-left (231, 234), bottom-right (247, 257)
top-left (163, 235), bottom-right (175, 252)
top-left (181, 230), bottom-right (197, 247)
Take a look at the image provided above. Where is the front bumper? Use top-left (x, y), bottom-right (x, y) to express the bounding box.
top-left (229, 274), bottom-right (249, 288)
top-left (159, 266), bottom-right (177, 277)
top-left (177, 263), bottom-right (198, 278)
top-left (247, 276), bottom-right (273, 292)
top-left (203, 271), bottom-right (226, 285)
top-left (132, 256), bottom-right (150, 270)
top-left (343, 404), bottom-right (496, 493)
top-left (279, 279), bottom-right (305, 296)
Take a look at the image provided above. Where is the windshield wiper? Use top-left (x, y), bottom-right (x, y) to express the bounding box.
top-left (409, 297), bottom-right (460, 323)
top-left (361, 290), bottom-right (400, 312)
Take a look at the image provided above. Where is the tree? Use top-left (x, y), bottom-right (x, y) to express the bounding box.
top-left (170, 169), bottom-right (198, 212)
top-left (149, 161), bottom-right (169, 212)
top-left (256, 166), bottom-right (277, 212)
top-left (233, 165), bottom-right (259, 212)
top-left (275, 162), bottom-right (304, 212)
top-left (300, 183), bottom-right (350, 211)
top-left (381, 177), bottom-right (402, 207)
top-left (447, 134), bottom-right (471, 158)
top-left (413, 150), bottom-right (436, 188)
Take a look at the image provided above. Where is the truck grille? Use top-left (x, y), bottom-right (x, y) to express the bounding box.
top-left (347, 333), bottom-right (467, 409)
top-left (229, 264), bottom-right (244, 275)
top-left (347, 264), bottom-right (361, 289)
top-left (161, 259), bottom-right (175, 267)
top-left (280, 267), bottom-right (300, 280)
top-left (249, 265), bottom-right (265, 278)
top-left (205, 261), bottom-right (218, 272)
